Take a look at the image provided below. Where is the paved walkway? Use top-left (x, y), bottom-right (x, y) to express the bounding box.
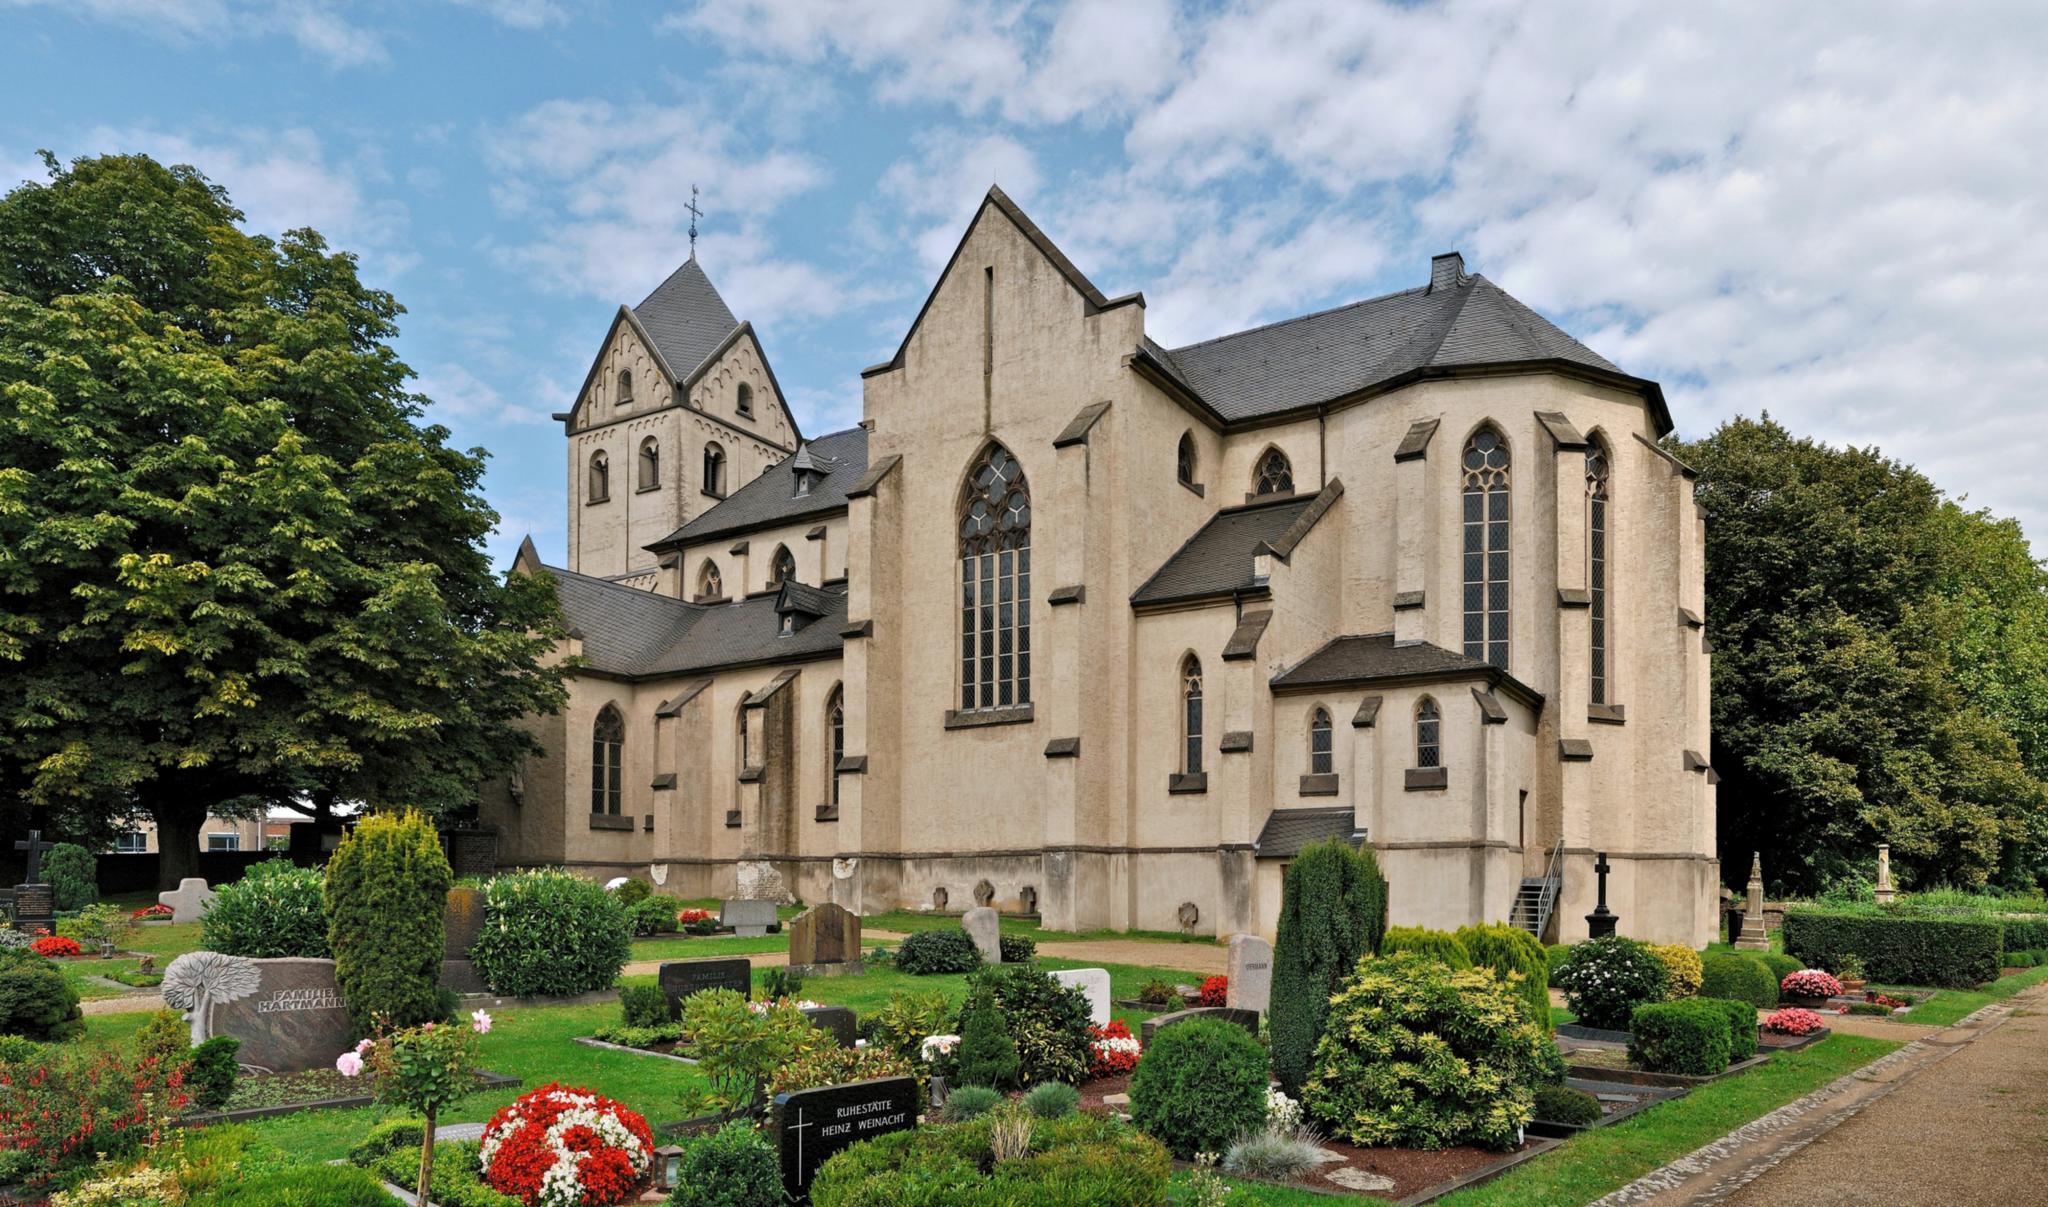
top-left (1590, 979), bottom-right (2048, 1207)
top-left (1034, 938), bottom-right (1225, 975)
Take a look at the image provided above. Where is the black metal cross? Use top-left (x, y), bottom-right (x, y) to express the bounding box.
top-left (1585, 850), bottom-right (1618, 938)
top-left (685, 184), bottom-right (703, 256)
top-left (13, 830), bottom-right (54, 884)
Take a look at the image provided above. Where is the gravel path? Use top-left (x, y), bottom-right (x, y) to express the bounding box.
top-left (1032, 938), bottom-right (1224, 975)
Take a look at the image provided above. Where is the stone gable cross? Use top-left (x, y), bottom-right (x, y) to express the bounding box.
top-left (13, 830), bottom-right (54, 884)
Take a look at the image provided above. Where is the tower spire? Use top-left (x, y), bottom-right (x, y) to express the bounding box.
top-left (685, 184), bottom-right (703, 259)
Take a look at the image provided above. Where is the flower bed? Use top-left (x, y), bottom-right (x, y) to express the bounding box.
top-left (30, 935), bottom-right (81, 958)
top-left (1764, 1007), bottom-right (1827, 1036)
top-left (1087, 1020), bottom-right (1140, 1078)
top-left (1196, 975), bottom-right (1228, 1006)
top-left (1779, 970), bottom-right (1843, 1003)
top-left (480, 1084), bottom-right (656, 1206)
top-left (130, 903), bottom-right (174, 921)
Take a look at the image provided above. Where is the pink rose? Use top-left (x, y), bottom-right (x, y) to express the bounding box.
top-left (355, 1038), bottom-right (374, 1055)
top-left (471, 1009), bottom-right (493, 1035)
top-left (336, 1051), bottom-right (364, 1077)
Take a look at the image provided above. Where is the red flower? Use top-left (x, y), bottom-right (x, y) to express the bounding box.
top-left (1087, 1020), bottom-right (1141, 1079)
top-left (1779, 970), bottom-right (1843, 999)
top-left (479, 1083), bottom-right (655, 1206)
top-left (1197, 975), bottom-right (1228, 1007)
top-left (130, 904), bottom-right (174, 919)
top-left (29, 936), bottom-right (81, 958)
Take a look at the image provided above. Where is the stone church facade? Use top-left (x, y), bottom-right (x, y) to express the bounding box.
top-left (481, 188), bottom-right (1719, 945)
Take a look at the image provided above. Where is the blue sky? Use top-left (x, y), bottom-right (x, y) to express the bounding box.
top-left (5, 1), bottom-right (2045, 565)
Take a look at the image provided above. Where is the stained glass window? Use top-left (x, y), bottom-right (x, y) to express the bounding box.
top-left (1461, 428), bottom-right (1511, 668)
top-left (959, 444), bottom-right (1032, 710)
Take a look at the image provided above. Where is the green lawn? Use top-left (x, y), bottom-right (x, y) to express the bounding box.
top-left (860, 909), bottom-right (1219, 947)
top-left (1884, 963), bottom-right (2048, 1026)
top-left (626, 932), bottom-right (889, 961)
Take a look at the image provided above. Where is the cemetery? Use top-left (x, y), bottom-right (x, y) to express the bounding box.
top-left (5, 830), bottom-right (2044, 1206)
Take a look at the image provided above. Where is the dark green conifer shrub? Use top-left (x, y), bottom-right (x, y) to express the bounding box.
top-left (1269, 838), bottom-right (1388, 1095)
top-left (324, 810), bottom-right (451, 1030)
top-left (188, 1036), bottom-right (242, 1109)
top-left (44, 842), bottom-right (98, 911)
top-left (1457, 923), bottom-right (1552, 1027)
top-left (953, 994), bottom-right (1019, 1088)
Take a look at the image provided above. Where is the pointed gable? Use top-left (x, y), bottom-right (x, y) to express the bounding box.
top-left (634, 257), bottom-right (741, 377)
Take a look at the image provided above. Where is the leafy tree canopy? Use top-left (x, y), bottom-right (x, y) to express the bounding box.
top-left (0, 152), bottom-right (566, 882)
top-left (1673, 415), bottom-right (2048, 893)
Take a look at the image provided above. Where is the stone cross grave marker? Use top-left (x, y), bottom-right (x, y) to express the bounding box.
top-left (1225, 934), bottom-right (1274, 1014)
top-left (788, 903), bottom-right (863, 976)
top-left (163, 953), bottom-right (355, 1075)
top-left (10, 831), bottom-right (55, 934)
top-left (159, 877), bottom-right (217, 924)
top-left (1050, 968), bottom-right (1111, 1027)
top-left (723, 898), bottom-right (778, 937)
top-left (774, 1075), bottom-right (918, 1203)
top-left (659, 957), bottom-right (751, 1019)
top-left (961, 906), bottom-right (1001, 963)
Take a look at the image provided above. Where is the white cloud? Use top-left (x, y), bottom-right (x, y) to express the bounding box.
top-left (1, 0), bottom-right (388, 67)
top-left (415, 363), bottom-right (549, 427)
top-left (446, 0), bottom-right (568, 29)
top-left (875, 131), bottom-right (1043, 269)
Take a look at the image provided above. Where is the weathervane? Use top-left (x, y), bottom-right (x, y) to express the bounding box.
top-left (686, 184), bottom-right (703, 257)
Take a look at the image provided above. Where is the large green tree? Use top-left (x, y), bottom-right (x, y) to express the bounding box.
top-left (1673, 416), bottom-right (2048, 893)
top-left (0, 153), bottom-right (567, 885)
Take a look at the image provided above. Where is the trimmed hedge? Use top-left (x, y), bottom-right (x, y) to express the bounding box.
top-left (1699, 953), bottom-right (1778, 1008)
top-left (1269, 838), bottom-right (1388, 1096)
top-left (203, 860), bottom-right (330, 958)
top-left (1627, 1000), bottom-right (1731, 1075)
top-left (1698, 997), bottom-right (1759, 1062)
top-left (894, 929), bottom-right (982, 975)
top-left (1757, 952), bottom-right (1803, 985)
top-left (1381, 926), bottom-right (1472, 969)
top-left (1998, 917), bottom-right (2048, 952)
top-left (1781, 909), bottom-right (2002, 988)
top-left (1456, 923), bottom-right (1550, 1027)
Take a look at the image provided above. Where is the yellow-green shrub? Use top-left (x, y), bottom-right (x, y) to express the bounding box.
top-left (1648, 944), bottom-right (1704, 997)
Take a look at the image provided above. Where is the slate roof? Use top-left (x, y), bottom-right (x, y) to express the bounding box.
top-left (1270, 633), bottom-right (1543, 706)
top-left (633, 258), bottom-right (741, 379)
top-left (1129, 495), bottom-right (1317, 606)
top-left (545, 564), bottom-right (844, 679)
top-left (1253, 806), bottom-right (1365, 860)
top-left (1151, 266), bottom-right (1636, 425)
top-left (651, 427), bottom-right (869, 550)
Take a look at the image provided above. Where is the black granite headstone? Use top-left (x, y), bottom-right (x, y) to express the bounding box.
top-left (773, 1075), bottom-right (918, 1203)
top-left (801, 1005), bottom-right (857, 1049)
top-left (658, 957), bottom-right (751, 1018)
top-left (11, 883), bottom-right (54, 934)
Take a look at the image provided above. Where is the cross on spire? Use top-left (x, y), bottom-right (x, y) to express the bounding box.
top-left (685, 184), bottom-right (703, 258)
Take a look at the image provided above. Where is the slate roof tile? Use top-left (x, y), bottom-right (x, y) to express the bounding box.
top-left (652, 427), bottom-right (868, 549)
top-left (545, 563), bottom-right (844, 679)
top-left (1253, 806), bottom-right (1364, 859)
top-left (633, 258), bottom-right (740, 379)
top-left (1130, 495), bottom-right (1315, 606)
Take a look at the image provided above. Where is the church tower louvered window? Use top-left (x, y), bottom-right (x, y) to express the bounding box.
top-left (959, 443), bottom-right (1032, 711)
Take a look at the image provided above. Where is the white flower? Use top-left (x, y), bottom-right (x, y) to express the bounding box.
top-left (472, 1009), bottom-right (494, 1034)
top-left (920, 1033), bottom-right (961, 1061)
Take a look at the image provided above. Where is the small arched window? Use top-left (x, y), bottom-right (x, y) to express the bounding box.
top-left (1586, 439), bottom-right (1611, 706)
top-left (1254, 447), bottom-right (1294, 496)
top-left (1177, 432), bottom-right (1198, 488)
top-left (588, 450), bottom-right (610, 503)
top-left (697, 559), bottom-right (723, 600)
top-left (769, 545), bottom-right (796, 588)
top-left (959, 443), bottom-right (1032, 711)
top-left (1182, 654), bottom-right (1204, 775)
top-left (1309, 707), bottom-right (1333, 775)
top-left (591, 705), bottom-right (624, 815)
top-left (617, 369), bottom-right (634, 406)
top-left (827, 685), bottom-right (845, 808)
top-left (1461, 426), bottom-right (1511, 668)
top-left (703, 442), bottom-right (726, 496)
top-left (736, 382), bottom-right (753, 417)
top-left (638, 437), bottom-right (660, 490)
top-left (1415, 698), bottom-right (1441, 768)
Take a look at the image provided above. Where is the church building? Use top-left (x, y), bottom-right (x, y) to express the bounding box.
top-left (483, 187), bottom-right (1718, 945)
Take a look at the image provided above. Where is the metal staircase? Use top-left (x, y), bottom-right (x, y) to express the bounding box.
top-left (1511, 842), bottom-right (1563, 940)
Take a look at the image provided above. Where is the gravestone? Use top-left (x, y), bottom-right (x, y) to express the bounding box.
top-left (659, 957), bottom-right (751, 1018)
top-left (159, 878), bottom-right (217, 924)
top-left (801, 1005), bottom-right (858, 1049)
top-left (11, 831), bottom-right (55, 934)
top-left (723, 898), bottom-right (778, 937)
top-left (788, 903), bottom-right (863, 977)
top-left (1225, 933), bottom-right (1274, 1014)
top-left (1735, 851), bottom-right (1771, 951)
top-left (1049, 967), bottom-right (1111, 1026)
top-left (961, 906), bottom-right (1001, 964)
top-left (1874, 843), bottom-right (1897, 905)
top-left (440, 886), bottom-right (489, 994)
top-left (163, 953), bottom-right (354, 1075)
top-left (1140, 1006), bottom-right (1260, 1045)
top-left (773, 1076), bottom-right (918, 1203)
top-left (1584, 851), bottom-right (1618, 939)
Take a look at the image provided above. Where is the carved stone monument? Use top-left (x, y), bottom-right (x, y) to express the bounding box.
top-left (1225, 933), bottom-right (1274, 1014)
top-left (961, 906), bottom-right (1001, 964)
top-left (1874, 843), bottom-right (1896, 905)
top-left (1050, 967), bottom-right (1111, 1026)
top-left (787, 903), bottom-right (863, 977)
top-left (1735, 851), bottom-right (1771, 950)
top-left (158, 877), bottom-right (217, 924)
top-left (162, 953), bottom-right (355, 1074)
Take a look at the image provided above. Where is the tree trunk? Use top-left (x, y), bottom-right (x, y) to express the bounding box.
top-left (151, 800), bottom-right (205, 892)
top-left (417, 1108), bottom-right (438, 1206)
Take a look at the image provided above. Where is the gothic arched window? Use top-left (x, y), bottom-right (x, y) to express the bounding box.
top-left (827, 686), bottom-right (845, 808)
top-left (588, 450), bottom-right (610, 503)
top-left (697, 559), bottom-right (722, 600)
top-left (1461, 426), bottom-right (1511, 668)
top-left (958, 443), bottom-right (1032, 711)
top-left (1415, 698), bottom-right (1440, 769)
top-left (1309, 707), bottom-right (1333, 776)
top-left (1182, 654), bottom-right (1204, 775)
top-left (1586, 438), bottom-right (1611, 705)
top-left (591, 705), bottom-right (624, 815)
top-left (769, 545), bottom-right (796, 588)
top-left (1254, 447), bottom-right (1294, 496)
top-left (617, 368), bottom-right (634, 405)
top-left (703, 442), bottom-right (726, 496)
top-left (736, 382), bottom-right (753, 416)
top-left (638, 437), bottom-right (660, 490)
top-left (1177, 431), bottom-right (1198, 487)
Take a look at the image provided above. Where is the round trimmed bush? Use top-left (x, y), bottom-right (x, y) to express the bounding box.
top-left (203, 860), bottom-right (330, 958)
top-left (1757, 952), bottom-right (1803, 984)
top-left (1381, 926), bottom-right (1472, 968)
top-left (471, 869), bottom-right (632, 997)
top-left (1457, 923), bottom-right (1551, 1027)
top-left (1627, 999), bottom-right (1732, 1075)
top-left (1698, 996), bottom-right (1759, 1061)
top-left (1304, 952), bottom-right (1551, 1151)
top-left (1269, 837), bottom-right (1389, 1096)
top-left (997, 932), bottom-right (1036, 962)
top-left (811, 1111), bottom-right (1169, 1207)
top-left (1130, 1017), bottom-right (1271, 1159)
top-left (628, 894), bottom-right (682, 936)
top-left (894, 929), bottom-right (982, 975)
top-left (1533, 1084), bottom-right (1602, 1126)
top-left (1556, 937), bottom-right (1669, 1030)
top-left (669, 1121), bottom-right (781, 1207)
top-left (1699, 953), bottom-right (1778, 1009)
top-left (1647, 944), bottom-right (1704, 997)
top-left (44, 842), bottom-right (98, 911)
top-left (0, 948), bottom-right (83, 1041)
top-left (325, 811), bottom-right (450, 1031)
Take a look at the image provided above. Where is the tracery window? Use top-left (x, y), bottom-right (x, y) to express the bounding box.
top-left (638, 437), bottom-right (660, 490)
top-left (1254, 447), bottom-right (1294, 496)
top-left (827, 686), bottom-right (845, 807)
top-left (588, 450), bottom-right (609, 503)
top-left (697, 560), bottom-right (722, 600)
top-left (703, 442), bottom-right (726, 496)
top-left (1177, 432), bottom-right (1198, 487)
top-left (1182, 655), bottom-right (1204, 775)
top-left (1461, 427), bottom-right (1511, 668)
top-left (1415, 698), bottom-right (1441, 769)
top-left (1309, 708), bottom-right (1333, 775)
top-left (958, 443), bottom-right (1032, 711)
top-left (591, 705), bottom-right (624, 815)
top-left (769, 545), bottom-right (796, 588)
top-left (1587, 439), bottom-right (1611, 705)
